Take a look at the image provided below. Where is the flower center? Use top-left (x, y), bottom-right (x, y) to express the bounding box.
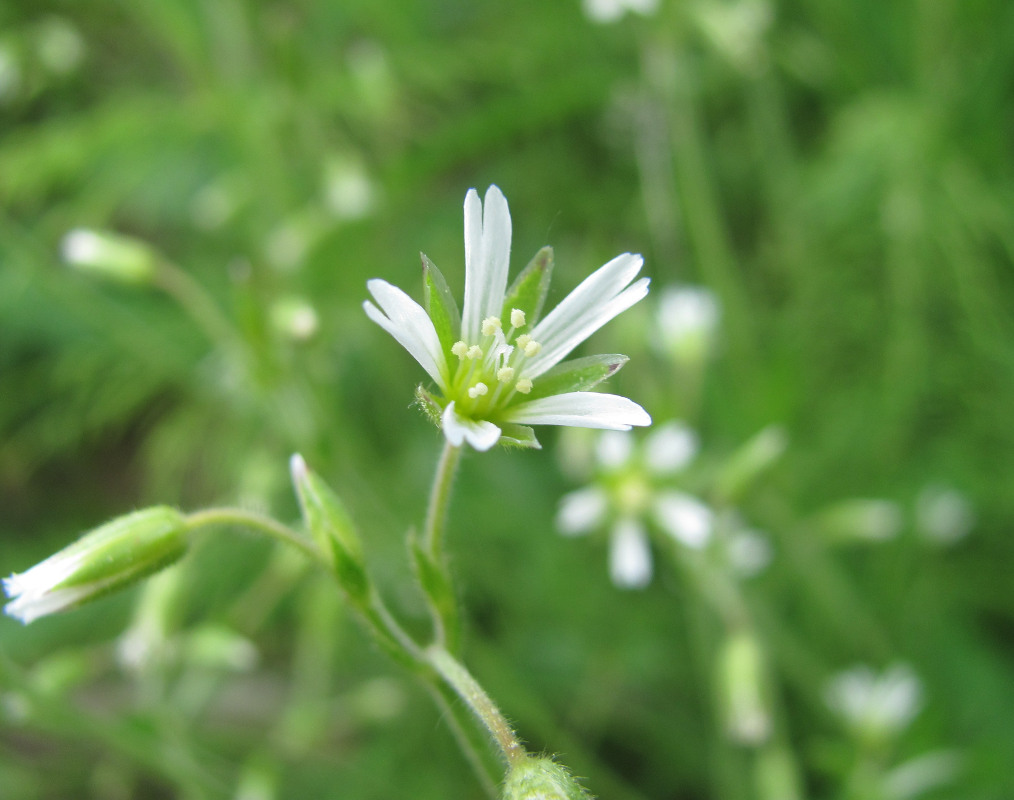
top-left (450, 308), bottom-right (539, 416)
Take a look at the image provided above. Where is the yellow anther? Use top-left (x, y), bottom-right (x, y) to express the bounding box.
top-left (516, 334), bottom-right (532, 350)
top-left (523, 340), bottom-right (541, 357)
top-left (496, 366), bottom-right (515, 383)
top-left (481, 316), bottom-right (502, 337)
top-left (451, 341), bottom-right (469, 359)
top-left (466, 345), bottom-right (483, 360)
top-left (510, 308), bottom-right (526, 328)
top-left (515, 378), bottom-right (533, 394)
top-left (467, 382), bottom-right (489, 399)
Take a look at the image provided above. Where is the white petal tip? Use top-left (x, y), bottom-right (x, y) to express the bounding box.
top-left (289, 453), bottom-right (308, 482)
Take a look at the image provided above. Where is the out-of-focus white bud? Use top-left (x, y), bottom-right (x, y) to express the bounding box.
top-left (270, 296), bottom-right (320, 341)
top-left (816, 499), bottom-right (903, 543)
top-left (718, 630), bottom-right (772, 746)
top-left (915, 484), bottom-right (973, 546)
top-left (323, 157), bottom-right (376, 220)
top-left (35, 17), bottom-right (86, 75)
top-left (61, 228), bottom-right (159, 285)
top-left (656, 285), bottom-right (721, 367)
top-left (582, 0), bottom-right (659, 25)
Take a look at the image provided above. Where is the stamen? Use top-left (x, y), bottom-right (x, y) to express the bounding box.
top-left (496, 366), bottom-right (515, 383)
top-left (523, 340), bottom-right (541, 357)
top-left (515, 378), bottom-right (533, 394)
top-left (468, 382), bottom-right (489, 399)
top-left (466, 345), bottom-right (483, 360)
top-left (481, 317), bottom-right (502, 337)
top-left (451, 341), bottom-right (468, 359)
top-left (516, 334), bottom-right (532, 350)
top-left (510, 308), bottom-right (526, 328)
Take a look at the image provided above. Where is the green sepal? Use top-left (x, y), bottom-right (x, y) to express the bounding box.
top-left (55, 507), bottom-right (188, 590)
top-left (291, 457), bottom-right (370, 606)
top-left (503, 755), bottom-right (595, 800)
top-left (502, 246), bottom-right (553, 328)
top-left (409, 531), bottom-right (461, 653)
top-left (414, 384), bottom-right (444, 428)
top-left (421, 253), bottom-right (460, 356)
top-left (524, 354), bottom-right (629, 401)
top-left (497, 423), bottom-right (542, 450)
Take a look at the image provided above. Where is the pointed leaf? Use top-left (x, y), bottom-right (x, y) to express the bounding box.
top-left (409, 531), bottom-right (461, 653)
top-left (502, 246), bottom-right (553, 328)
top-left (421, 253), bottom-right (460, 353)
top-left (523, 354), bottom-right (629, 401)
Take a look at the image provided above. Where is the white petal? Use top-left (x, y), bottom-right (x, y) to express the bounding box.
top-left (643, 421), bottom-right (699, 475)
top-left (556, 487), bottom-right (609, 535)
top-left (653, 491), bottom-right (713, 548)
top-left (504, 392), bottom-right (651, 430)
top-left (609, 518), bottom-right (652, 589)
top-left (461, 186), bottom-right (511, 343)
top-left (441, 401), bottom-right (501, 451)
top-left (595, 431), bottom-right (634, 470)
top-left (364, 279), bottom-right (447, 389)
top-left (526, 253), bottom-right (649, 378)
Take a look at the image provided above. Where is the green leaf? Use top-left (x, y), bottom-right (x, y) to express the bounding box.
top-left (524, 354), bottom-right (629, 401)
top-left (409, 532), bottom-right (461, 653)
top-left (502, 246), bottom-right (553, 328)
top-left (421, 253), bottom-right (460, 354)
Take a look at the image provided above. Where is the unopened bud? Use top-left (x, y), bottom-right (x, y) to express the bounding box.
top-left (61, 228), bottom-right (159, 285)
top-left (290, 454), bottom-right (369, 604)
top-left (719, 631), bottom-right (771, 746)
top-left (270, 296), bottom-right (319, 341)
top-left (3, 507), bottom-right (188, 624)
top-left (502, 756), bottom-right (593, 800)
top-left (816, 499), bottom-right (903, 543)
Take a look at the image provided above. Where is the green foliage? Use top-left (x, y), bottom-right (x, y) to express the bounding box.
top-left (2, 0), bottom-right (1013, 798)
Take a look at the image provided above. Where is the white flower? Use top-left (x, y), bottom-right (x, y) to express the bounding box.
top-left (609, 518), bottom-right (653, 589)
top-left (916, 484), bottom-right (974, 545)
top-left (825, 663), bottom-right (923, 741)
top-left (583, 0), bottom-right (660, 25)
top-left (364, 186), bottom-right (651, 451)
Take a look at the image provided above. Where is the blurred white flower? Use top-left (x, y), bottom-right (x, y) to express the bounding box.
top-left (825, 663), bottom-right (922, 742)
top-left (726, 526), bottom-right (772, 576)
top-left (556, 421), bottom-right (711, 589)
top-left (656, 285), bottom-right (721, 366)
top-left (582, 0), bottom-right (659, 24)
top-left (915, 484), bottom-right (973, 545)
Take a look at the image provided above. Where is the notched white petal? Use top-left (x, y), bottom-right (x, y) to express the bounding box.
top-left (364, 279), bottom-right (447, 389)
top-left (441, 401), bottom-right (502, 451)
top-left (505, 392), bottom-right (651, 430)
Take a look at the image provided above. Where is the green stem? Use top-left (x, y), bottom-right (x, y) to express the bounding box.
top-left (184, 508), bottom-right (325, 566)
top-left (153, 258), bottom-right (242, 352)
top-left (428, 683), bottom-right (503, 799)
top-left (424, 441), bottom-right (462, 558)
top-left (426, 644), bottom-right (526, 768)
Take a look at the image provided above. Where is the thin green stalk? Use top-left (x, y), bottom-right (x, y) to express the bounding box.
top-left (428, 683), bottom-right (503, 799)
top-left (424, 441), bottom-right (463, 558)
top-left (184, 508), bottom-right (325, 566)
top-left (153, 258), bottom-right (242, 352)
top-left (426, 644), bottom-right (526, 768)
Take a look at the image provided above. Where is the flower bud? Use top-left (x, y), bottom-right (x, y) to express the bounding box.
top-left (61, 228), bottom-right (159, 285)
top-left (3, 507), bottom-right (188, 624)
top-left (502, 756), bottom-right (593, 800)
top-left (815, 499), bottom-right (903, 543)
top-left (290, 454), bottom-right (370, 605)
top-left (718, 630), bottom-right (771, 746)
